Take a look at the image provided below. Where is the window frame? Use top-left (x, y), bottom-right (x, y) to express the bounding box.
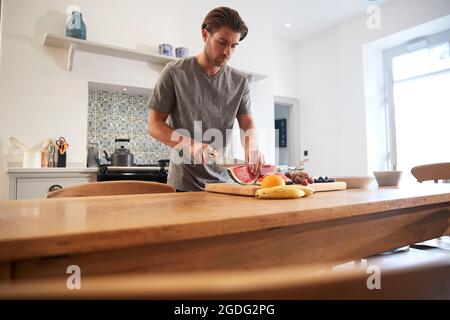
top-left (382, 29), bottom-right (450, 170)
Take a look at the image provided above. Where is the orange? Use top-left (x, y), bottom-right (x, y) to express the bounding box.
top-left (260, 175), bottom-right (286, 188)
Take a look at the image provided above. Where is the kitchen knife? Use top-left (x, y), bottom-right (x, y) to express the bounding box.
top-left (210, 154), bottom-right (247, 167)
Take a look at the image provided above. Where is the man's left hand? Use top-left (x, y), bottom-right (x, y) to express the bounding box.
top-left (248, 150), bottom-right (265, 176)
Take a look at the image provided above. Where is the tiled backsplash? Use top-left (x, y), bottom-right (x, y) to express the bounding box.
top-left (88, 90), bottom-right (171, 165)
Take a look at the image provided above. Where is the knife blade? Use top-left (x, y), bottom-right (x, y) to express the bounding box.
top-left (210, 154), bottom-right (247, 167)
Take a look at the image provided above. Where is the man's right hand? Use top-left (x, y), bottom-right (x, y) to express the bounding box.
top-left (191, 141), bottom-right (220, 165)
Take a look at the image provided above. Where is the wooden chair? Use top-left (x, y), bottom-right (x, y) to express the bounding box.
top-left (410, 162), bottom-right (450, 248)
top-left (46, 180), bottom-right (176, 198)
top-left (411, 162), bottom-right (450, 183)
top-left (1, 258), bottom-right (449, 299)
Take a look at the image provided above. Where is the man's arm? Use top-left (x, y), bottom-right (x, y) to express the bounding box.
top-left (237, 113), bottom-right (256, 161)
top-left (148, 110), bottom-right (180, 148)
top-left (237, 114), bottom-right (265, 172)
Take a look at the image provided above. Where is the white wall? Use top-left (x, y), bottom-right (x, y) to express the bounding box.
top-left (272, 37), bottom-right (301, 166)
top-left (296, 0), bottom-right (450, 177)
top-left (0, 0), bottom-right (275, 199)
top-left (272, 37), bottom-right (299, 99)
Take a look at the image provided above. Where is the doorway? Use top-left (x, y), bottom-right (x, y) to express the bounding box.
top-left (274, 96), bottom-right (301, 167)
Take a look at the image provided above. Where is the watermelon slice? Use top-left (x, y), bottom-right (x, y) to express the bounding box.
top-left (259, 164), bottom-right (277, 175)
top-left (227, 164), bottom-right (284, 185)
top-left (227, 165), bottom-right (258, 184)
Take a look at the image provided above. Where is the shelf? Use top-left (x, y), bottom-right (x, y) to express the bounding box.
top-left (43, 33), bottom-right (176, 71)
top-left (239, 69), bottom-right (267, 82)
top-left (43, 33), bottom-right (267, 82)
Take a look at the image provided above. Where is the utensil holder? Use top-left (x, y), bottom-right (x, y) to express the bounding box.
top-left (57, 151), bottom-right (67, 167)
top-left (23, 151), bottom-right (41, 168)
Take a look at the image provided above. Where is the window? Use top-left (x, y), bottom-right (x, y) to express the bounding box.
top-left (383, 29), bottom-right (450, 183)
top-left (392, 42), bottom-right (450, 81)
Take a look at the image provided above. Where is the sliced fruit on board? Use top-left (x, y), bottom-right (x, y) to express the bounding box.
top-left (259, 164), bottom-right (277, 175)
top-left (205, 182), bottom-right (347, 196)
top-left (227, 165), bottom-right (258, 184)
top-left (227, 164), bottom-right (278, 185)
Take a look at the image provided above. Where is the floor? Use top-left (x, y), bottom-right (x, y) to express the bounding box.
top-left (332, 236), bottom-right (450, 272)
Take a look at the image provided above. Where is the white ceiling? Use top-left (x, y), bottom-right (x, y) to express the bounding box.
top-left (272, 0), bottom-right (393, 43)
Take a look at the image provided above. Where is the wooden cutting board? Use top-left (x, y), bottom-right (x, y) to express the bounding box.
top-left (205, 182), bottom-right (347, 197)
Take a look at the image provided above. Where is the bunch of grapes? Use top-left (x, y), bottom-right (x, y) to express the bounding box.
top-left (285, 170), bottom-right (314, 186)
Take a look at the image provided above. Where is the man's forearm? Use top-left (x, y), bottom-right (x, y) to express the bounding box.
top-left (240, 125), bottom-right (257, 162)
top-left (149, 121), bottom-right (185, 148)
top-left (149, 121), bottom-right (221, 164)
top-left (237, 114), bottom-right (262, 164)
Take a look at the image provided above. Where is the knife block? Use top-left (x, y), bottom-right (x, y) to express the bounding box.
top-left (57, 151), bottom-right (67, 167)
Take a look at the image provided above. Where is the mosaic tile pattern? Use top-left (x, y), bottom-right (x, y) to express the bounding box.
top-left (88, 90), bottom-right (172, 165)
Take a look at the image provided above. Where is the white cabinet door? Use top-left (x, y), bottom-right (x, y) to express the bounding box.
top-left (16, 177), bottom-right (91, 200)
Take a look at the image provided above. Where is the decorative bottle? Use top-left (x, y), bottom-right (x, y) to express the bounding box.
top-left (66, 11), bottom-right (86, 40)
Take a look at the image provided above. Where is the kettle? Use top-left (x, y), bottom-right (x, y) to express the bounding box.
top-left (103, 139), bottom-right (134, 167)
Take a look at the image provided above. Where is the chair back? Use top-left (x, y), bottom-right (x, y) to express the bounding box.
top-left (411, 162), bottom-right (450, 183)
top-left (47, 180), bottom-right (175, 198)
top-left (1, 259), bottom-right (449, 299)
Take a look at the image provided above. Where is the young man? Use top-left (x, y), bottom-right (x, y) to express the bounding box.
top-left (148, 6), bottom-right (264, 191)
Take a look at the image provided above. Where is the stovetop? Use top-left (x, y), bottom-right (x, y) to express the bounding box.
top-left (135, 164), bottom-right (161, 167)
top-left (105, 166), bottom-right (168, 171)
top-left (98, 159), bottom-right (170, 172)
top-left (97, 163), bottom-right (169, 183)
top-left (98, 164), bottom-right (168, 172)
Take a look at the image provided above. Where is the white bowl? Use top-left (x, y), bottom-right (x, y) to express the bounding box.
top-left (334, 176), bottom-right (373, 189)
top-left (373, 171), bottom-right (402, 187)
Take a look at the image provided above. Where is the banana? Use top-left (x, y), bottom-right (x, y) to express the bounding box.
top-left (255, 186), bottom-right (305, 199)
top-left (285, 185), bottom-right (315, 197)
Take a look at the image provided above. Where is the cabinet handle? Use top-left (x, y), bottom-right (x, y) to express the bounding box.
top-left (48, 184), bottom-right (63, 192)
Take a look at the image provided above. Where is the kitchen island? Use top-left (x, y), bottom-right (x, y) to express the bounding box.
top-left (0, 184), bottom-right (449, 281)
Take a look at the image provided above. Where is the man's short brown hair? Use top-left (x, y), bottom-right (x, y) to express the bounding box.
top-left (201, 7), bottom-right (248, 41)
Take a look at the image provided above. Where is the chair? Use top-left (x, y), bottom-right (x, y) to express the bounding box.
top-left (1, 259), bottom-right (449, 299)
top-left (410, 162), bottom-right (450, 249)
top-left (366, 163), bottom-right (450, 257)
top-left (46, 180), bottom-right (176, 198)
top-left (411, 162), bottom-right (450, 183)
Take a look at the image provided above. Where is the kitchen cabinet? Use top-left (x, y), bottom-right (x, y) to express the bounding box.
top-left (42, 33), bottom-right (267, 82)
top-left (7, 168), bottom-right (97, 200)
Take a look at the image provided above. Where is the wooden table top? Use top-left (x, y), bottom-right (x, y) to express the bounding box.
top-left (0, 184), bottom-right (449, 261)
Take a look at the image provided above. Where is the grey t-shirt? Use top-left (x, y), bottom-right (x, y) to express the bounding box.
top-left (149, 56), bottom-right (252, 191)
